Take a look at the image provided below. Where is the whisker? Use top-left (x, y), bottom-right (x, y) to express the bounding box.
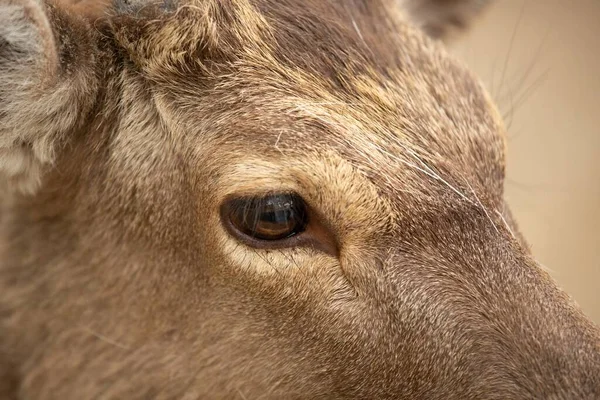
top-left (81, 326), bottom-right (130, 350)
top-left (508, 68), bottom-right (550, 116)
top-left (498, 24), bottom-right (551, 106)
top-left (254, 250), bottom-right (285, 279)
top-left (237, 388), bottom-right (249, 400)
top-left (381, 145), bottom-right (474, 204)
top-left (495, 209), bottom-right (516, 239)
top-left (351, 18), bottom-right (365, 45)
top-left (537, 261), bottom-right (556, 274)
top-left (463, 178), bottom-right (500, 234)
top-left (496, 0), bottom-right (527, 100)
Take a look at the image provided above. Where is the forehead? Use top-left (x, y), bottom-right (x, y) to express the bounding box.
top-left (127, 0), bottom-right (505, 201)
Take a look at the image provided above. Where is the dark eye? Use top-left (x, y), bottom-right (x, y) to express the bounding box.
top-left (223, 193), bottom-right (308, 241)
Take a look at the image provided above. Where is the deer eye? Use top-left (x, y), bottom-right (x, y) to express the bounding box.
top-left (223, 193), bottom-right (308, 242)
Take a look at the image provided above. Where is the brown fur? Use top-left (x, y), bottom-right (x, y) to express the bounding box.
top-left (1, 0), bottom-right (599, 398)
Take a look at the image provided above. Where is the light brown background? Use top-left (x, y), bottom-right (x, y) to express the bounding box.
top-left (450, 0), bottom-right (600, 322)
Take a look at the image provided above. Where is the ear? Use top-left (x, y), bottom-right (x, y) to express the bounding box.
top-left (400, 0), bottom-right (492, 41)
top-left (0, 0), bottom-right (100, 193)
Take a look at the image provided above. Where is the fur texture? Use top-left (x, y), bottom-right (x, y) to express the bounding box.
top-left (1, 0), bottom-right (599, 398)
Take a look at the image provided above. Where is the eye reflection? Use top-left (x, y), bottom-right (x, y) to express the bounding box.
top-left (225, 193), bottom-right (308, 241)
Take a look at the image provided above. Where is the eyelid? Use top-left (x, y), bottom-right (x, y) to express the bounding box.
top-left (220, 191), bottom-right (339, 258)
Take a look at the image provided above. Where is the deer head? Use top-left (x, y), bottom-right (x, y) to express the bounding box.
top-left (1, 0), bottom-right (599, 398)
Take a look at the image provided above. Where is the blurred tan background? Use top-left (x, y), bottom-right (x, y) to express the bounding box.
top-left (451, 0), bottom-right (600, 323)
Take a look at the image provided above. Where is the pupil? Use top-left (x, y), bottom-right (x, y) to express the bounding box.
top-left (226, 193), bottom-right (308, 242)
top-left (263, 209), bottom-right (292, 225)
